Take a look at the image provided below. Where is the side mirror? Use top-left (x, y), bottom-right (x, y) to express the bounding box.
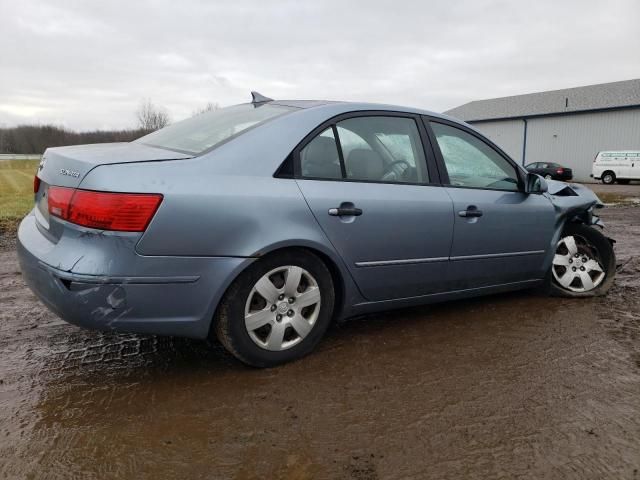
top-left (525, 173), bottom-right (548, 194)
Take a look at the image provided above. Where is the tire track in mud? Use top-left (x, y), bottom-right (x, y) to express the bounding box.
top-left (0, 205), bottom-right (639, 479)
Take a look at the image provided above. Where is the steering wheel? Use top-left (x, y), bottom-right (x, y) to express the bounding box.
top-left (382, 160), bottom-right (411, 180)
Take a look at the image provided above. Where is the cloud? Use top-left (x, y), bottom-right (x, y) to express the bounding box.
top-left (0, 0), bottom-right (638, 130)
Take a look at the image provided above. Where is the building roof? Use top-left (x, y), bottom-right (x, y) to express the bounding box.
top-left (445, 78), bottom-right (640, 122)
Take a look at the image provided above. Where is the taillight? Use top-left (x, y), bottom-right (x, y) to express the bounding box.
top-left (47, 186), bottom-right (163, 232)
top-left (556, 168), bottom-right (564, 174)
top-left (33, 175), bottom-right (41, 194)
top-left (48, 186), bottom-right (74, 217)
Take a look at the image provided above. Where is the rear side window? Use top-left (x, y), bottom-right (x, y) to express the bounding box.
top-left (299, 116), bottom-right (429, 184)
top-left (137, 103), bottom-right (294, 155)
top-left (300, 128), bottom-right (342, 179)
top-left (431, 122), bottom-right (519, 191)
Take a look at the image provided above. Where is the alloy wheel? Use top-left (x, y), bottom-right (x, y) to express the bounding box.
top-left (552, 235), bottom-right (605, 292)
top-left (244, 266), bottom-right (321, 351)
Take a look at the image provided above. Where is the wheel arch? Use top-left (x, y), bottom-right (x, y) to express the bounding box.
top-left (207, 240), bottom-right (359, 338)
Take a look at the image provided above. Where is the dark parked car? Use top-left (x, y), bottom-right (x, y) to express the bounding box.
top-left (525, 162), bottom-right (573, 181)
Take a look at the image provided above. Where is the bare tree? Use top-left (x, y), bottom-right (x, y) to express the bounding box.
top-left (193, 101), bottom-right (220, 116)
top-left (136, 99), bottom-right (170, 131)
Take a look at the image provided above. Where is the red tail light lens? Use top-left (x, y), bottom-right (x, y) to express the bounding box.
top-left (48, 187), bottom-right (163, 232)
top-left (48, 186), bottom-right (74, 217)
top-left (34, 175), bottom-right (41, 194)
top-left (556, 168), bottom-right (564, 174)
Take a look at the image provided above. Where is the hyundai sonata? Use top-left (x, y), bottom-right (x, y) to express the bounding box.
top-left (18, 92), bottom-right (616, 367)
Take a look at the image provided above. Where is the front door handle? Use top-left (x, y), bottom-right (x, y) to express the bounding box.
top-left (328, 207), bottom-right (363, 217)
top-left (458, 206), bottom-right (483, 218)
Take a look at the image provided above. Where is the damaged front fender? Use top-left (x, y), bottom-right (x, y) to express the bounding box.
top-left (538, 180), bottom-right (614, 274)
top-left (545, 180), bottom-right (605, 228)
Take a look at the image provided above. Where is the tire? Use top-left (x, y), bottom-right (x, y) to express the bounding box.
top-left (549, 223), bottom-right (616, 298)
top-left (544, 174), bottom-right (553, 180)
top-left (601, 171), bottom-right (616, 185)
top-left (214, 249), bottom-right (335, 367)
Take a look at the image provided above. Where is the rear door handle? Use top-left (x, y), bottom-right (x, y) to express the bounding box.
top-left (458, 206), bottom-right (483, 218)
top-left (328, 207), bottom-right (363, 217)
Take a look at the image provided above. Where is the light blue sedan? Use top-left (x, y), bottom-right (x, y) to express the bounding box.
top-left (18, 92), bottom-right (616, 367)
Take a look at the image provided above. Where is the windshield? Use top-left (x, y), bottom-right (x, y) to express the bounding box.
top-left (136, 103), bottom-right (294, 155)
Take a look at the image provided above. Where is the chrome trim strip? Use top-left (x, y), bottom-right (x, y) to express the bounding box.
top-left (355, 257), bottom-right (449, 267)
top-left (356, 250), bottom-right (545, 267)
top-left (450, 250), bottom-right (545, 261)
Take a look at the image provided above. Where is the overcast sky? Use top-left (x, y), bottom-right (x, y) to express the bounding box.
top-left (0, 0), bottom-right (638, 130)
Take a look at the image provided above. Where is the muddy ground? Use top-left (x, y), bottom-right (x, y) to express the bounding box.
top-left (1, 186), bottom-right (639, 479)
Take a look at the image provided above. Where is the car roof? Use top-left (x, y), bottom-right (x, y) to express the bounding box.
top-left (198, 98), bottom-right (506, 177)
top-left (269, 99), bottom-right (456, 122)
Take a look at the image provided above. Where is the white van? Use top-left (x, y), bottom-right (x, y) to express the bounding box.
top-left (591, 151), bottom-right (640, 184)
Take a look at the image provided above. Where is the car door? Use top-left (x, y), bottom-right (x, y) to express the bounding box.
top-left (534, 162), bottom-right (548, 177)
top-left (630, 153), bottom-right (640, 179)
top-left (295, 113), bottom-right (454, 302)
top-left (524, 163), bottom-right (538, 173)
top-left (620, 153), bottom-right (639, 179)
top-left (426, 119), bottom-right (556, 290)
top-left (526, 163), bottom-right (541, 175)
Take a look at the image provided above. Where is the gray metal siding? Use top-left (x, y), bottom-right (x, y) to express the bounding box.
top-left (524, 109), bottom-right (640, 181)
top-left (470, 119), bottom-right (525, 163)
top-left (470, 108), bottom-right (640, 182)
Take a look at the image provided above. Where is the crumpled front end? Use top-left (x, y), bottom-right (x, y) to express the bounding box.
top-left (545, 180), bottom-right (605, 227)
top-left (537, 180), bottom-right (613, 274)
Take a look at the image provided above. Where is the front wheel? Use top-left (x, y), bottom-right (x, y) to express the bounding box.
top-left (550, 224), bottom-right (616, 297)
top-left (544, 174), bottom-right (553, 180)
top-left (214, 250), bottom-right (335, 367)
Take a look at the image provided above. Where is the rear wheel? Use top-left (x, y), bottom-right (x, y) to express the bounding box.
top-left (214, 250), bottom-right (335, 367)
top-left (550, 224), bottom-right (615, 297)
top-left (601, 171), bottom-right (616, 184)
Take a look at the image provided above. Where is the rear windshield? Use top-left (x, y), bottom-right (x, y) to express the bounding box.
top-left (136, 103), bottom-right (294, 155)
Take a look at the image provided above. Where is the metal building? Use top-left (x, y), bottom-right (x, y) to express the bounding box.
top-left (445, 79), bottom-right (640, 182)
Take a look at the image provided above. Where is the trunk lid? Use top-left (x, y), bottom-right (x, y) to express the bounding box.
top-left (37, 142), bottom-right (192, 188)
top-left (34, 142), bottom-right (191, 232)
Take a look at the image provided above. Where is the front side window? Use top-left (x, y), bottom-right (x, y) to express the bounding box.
top-left (137, 103), bottom-right (294, 155)
top-left (299, 116), bottom-right (429, 184)
top-left (431, 122), bottom-right (519, 191)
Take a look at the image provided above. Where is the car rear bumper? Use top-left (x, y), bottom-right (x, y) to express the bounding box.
top-left (17, 212), bottom-right (252, 339)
